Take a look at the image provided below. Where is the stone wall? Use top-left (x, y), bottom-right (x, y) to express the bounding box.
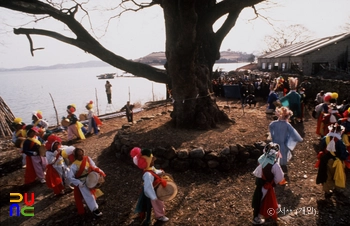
top-left (111, 127), bottom-right (269, 172)
top-left (110, 76), bottom-right (350, 171)
top-left (301, 76), bottom-right (350, 103)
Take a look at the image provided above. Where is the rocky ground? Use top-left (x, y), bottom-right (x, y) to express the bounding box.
top-left (0, 97), bottom-right (349, 226)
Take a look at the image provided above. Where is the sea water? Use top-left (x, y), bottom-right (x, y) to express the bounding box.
top-left (0, 63), bottom-right (248, 125)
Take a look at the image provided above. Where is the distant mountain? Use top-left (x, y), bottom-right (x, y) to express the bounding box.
top-left (0, 60), bottom-right (110, 72)
top-left (0, 51), bottom-right (254, 71)
top-left (134, 51), bottom-right (255, 64)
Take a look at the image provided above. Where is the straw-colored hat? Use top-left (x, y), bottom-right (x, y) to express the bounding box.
top-left (275, 106), bottom-right (293, 120)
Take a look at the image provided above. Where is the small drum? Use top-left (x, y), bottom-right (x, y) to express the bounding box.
top-left (61, 118), bottom-right (70, 127)
top-left (39, 145), bottom-right (47, 157)
top-left (86, 172), bottom-right (105, 189)
top-left (156, 174), bottom-right (178, 201)
top-left (14, 137), bottom-right (26, 148)
top-left (79, 114), bottom-right (88, 121)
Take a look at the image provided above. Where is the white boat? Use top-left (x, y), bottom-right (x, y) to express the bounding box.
top-left (97, 73), bottom-right (116, 79)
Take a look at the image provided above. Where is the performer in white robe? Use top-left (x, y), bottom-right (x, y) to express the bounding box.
top-left (130, 147), bottom-right (169, 224)
top-left (67, 148), bottom-right (105, 217)
top-left (252, 142), bottom-right (285, 224)
top-left (45, 135), bottom-right (70, 195)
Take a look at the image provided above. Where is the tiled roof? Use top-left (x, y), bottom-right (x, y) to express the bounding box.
top-left (259, 33), bottom-right (350, 58)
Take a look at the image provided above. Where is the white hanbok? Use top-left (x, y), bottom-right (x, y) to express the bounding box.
top-left (67, 157), bottom-right (100, 212)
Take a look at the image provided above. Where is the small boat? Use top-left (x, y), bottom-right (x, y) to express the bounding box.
top-left (97, 73), bottom-right (116, 79)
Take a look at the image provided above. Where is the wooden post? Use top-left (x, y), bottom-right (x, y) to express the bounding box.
top-left (49, 93), bottom-right (59, 126)
top-left (95, 88), bottom-right (100, 115)
top-left (128, 86), bottom-right (131, 102)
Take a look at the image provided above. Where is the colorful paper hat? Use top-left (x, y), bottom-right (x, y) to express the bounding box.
top-left (288, 77), bottom-right (298, 90)
top-left (324, 92), bottom-right (338, 103)
top-left (67, 104), bottom-right (76, 113)
top-left (25, 125), bottom-right (40, 134)
top-left (258, 142), bottom-right (281, 168)
top-left (32, 111), bottom-right (43, 119)
top-left (13, 117), bottom-right (24, 125)
top-left (130, 147), bottom-right (153, 170)
top-left (45, 134), bottom-right (62, 151)
top-left (86, 100), bottom-right (93, 110)
top-left (275, 106), bottom-right (293, 120)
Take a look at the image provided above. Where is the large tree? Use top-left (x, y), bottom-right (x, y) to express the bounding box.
top-left (0, 0), bottom-right (266, 129)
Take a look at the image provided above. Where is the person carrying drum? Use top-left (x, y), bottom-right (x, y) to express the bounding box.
top-left (67, 148), bottom-right (105, 217)
top-left (22, 125), bottom-right (48, 184)
top-left (64, 104), bottom-right (86, 144)
top-left (44, 135), bottom-right (70, 195)
top-left (130, 147), bottom-right (170, 224)
top-left (32, 110), bottom-right (49, 130)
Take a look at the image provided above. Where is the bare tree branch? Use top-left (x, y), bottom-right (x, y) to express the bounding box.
top-left (24, 33), bottom-right (45, 56)
top-left (1, 0), bottom-right (168, 84)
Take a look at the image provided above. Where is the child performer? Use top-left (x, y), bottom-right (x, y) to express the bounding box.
top-left (67, 148), bottom-right (105, 217)
top-left (251, 142), bottom-right (285, 225)
top-left (45, 134), bottom-right (70, 195)
top-left (316, 124), bottom-right (348, 199)
top-left (22, 125), bottom-right (47, 184)
top-left (32, 110), bottom-right (49, 130)
top-left (85, 100), bottom-right (102, 135)
top-left (64, 104), bottom-right (86, 143)
top-left (130, 147), bottom-right (169, 225)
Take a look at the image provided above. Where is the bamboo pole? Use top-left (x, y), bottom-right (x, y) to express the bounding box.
top-left (49, 93), bottom-right (59, 126)
top-left (95, 88), bottom-right (99, 115)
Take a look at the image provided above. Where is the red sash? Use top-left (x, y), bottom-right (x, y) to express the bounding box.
top-left (24, 156), bottom-right (36, 184)
top-left (75, 156), bottom-right (106, 178)
top-left (75, 156), bottom-right (88, 178)
top-left (259, 174), bottom-right (278, 220)
top-left (73, 156), bottom-right (97, 215)
top-left (144, 170), bottom-right (167, 188)
top-left (93, 115), bottom-right (102, 126)
top-left (45, 165), bottom-right (64, 195)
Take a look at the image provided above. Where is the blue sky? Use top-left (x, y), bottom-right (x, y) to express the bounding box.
top-left (0, 0), bottom-right (349, 69)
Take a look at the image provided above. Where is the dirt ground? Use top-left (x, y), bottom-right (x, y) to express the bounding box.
top-left (0, 97), bottom-right (349, 226)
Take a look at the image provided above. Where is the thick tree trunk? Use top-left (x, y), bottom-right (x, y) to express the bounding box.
top-left (0, 0), bottom-right (265, 129)
top-left (163, 0), bottom-right (230, 129)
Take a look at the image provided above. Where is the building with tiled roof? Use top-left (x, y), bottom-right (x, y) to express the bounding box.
top-left (257, 33), bottom-right (350, 76)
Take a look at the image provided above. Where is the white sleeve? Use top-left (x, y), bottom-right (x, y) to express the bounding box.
top-left (88, 110), bottom-right (93, 119)
top-left (88, 157), bottom-right (97, 168)
top-left (67, 164), bottom-right (82, 186)
top-left (272, 164), bottom-right (284, 184)
top-left (46, 151), bottom-right (56, 165)
top-left (143, 172), bottom-right (157, 200)
top-left (63, 146), bottom-right (75, 155)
